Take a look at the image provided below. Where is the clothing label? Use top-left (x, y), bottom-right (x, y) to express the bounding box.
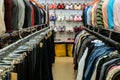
top-left (48, 31), bottom-right (52, 38)
top-left (11, 72), bottom-right (17, 80)
top-left (40, 42), bottom-right (43, 47)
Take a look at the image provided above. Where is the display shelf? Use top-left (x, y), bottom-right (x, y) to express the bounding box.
top-left (49, 9), bottom-right (83, 10)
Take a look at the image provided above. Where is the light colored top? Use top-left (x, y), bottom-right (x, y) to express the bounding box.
top-left (76, 48), bottom-right (88, 80)
top-left (18, 0), bottom-right (25, 29)
top-left (0, 0), bottom-right (6, 34)
top-left (102, 0), bottom-right (109, 29)
top-left (91, 2), bottom-right (98, 26)
top-left (114, 0), bottom-right (120, 32)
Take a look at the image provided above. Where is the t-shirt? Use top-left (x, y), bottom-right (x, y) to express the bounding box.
top-left (102, 0), bottom-right (109, 29)
top-left (91, 2), bottom-right (98, 26)
top-left (87, 6), bottom-right (93, 25)
top-left (114, 0), bottom-right (120, 32)
top-left (96, 0), bottom-right (104, 28)
top-left (0, 0), bottom-right (6, 34)
top-left (107, 0), bottom-right (114, 29)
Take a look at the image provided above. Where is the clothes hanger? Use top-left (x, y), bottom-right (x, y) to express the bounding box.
top-left (87, 0), bottom-right (99, 6)
top-left (29, 0), bottom-right (44, 9)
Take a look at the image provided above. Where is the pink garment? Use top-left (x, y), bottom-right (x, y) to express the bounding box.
top-left (114, 0), bottom-right (120, 32)
top-left (109, 66), bottom-right (118, 71)
top-left (102, 0), bottom-right (109, 29)
top-left (106, 66), bottom-right (120, 80)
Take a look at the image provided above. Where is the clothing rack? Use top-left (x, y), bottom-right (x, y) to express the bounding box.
top-left (0, 25), bottom-right (52, 79)
top-left (0, 24), bottom-right (50, 58)
top-left (0, 24), bottom-right (47, 38)
top-left (83, 25), bottom-right (120, 52)
top-left (0, 24), bottom-right (48, 49)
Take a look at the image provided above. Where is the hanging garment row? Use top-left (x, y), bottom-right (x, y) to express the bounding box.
top-left (73, 29), bottom-right (120, 80)
top-left (0, 24), bottom-right (47, 49)
top-left (82, 0), bottom-right (120, 32)
top-left (84, 25), bottom-right (120, 51)
top-left (0, 0), bottom-right (47, 34)
top-left (0, 27), bottom-right (55, 80)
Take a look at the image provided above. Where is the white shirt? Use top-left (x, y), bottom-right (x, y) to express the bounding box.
top-left (0, 0), bottom-right (6, 34)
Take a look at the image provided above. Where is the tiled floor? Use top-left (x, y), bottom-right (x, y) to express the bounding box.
top-left (52, 57), bottom-right (76, 80)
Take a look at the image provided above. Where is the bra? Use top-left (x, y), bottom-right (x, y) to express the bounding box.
top-left (74, 26), bottom-right (83, 32)
top-left (53, 4), bottom-right (57, 9)
top-left (65, 16), bottom-right (70, 21)
top-left (61, 3), bottom-right (65, 9)
top-left (57, 15), bottom-right (65, 21)
top-left (49, 4), bottom-right (53, 9)
top-left (49, 4), bottom-right (57, 9)
top-left (50, 14), bottom-right (57, 21)
top-left (57, 3), bottom-right (61, 9)
top-left (57, 26), bottom-right (66, 32)
top-left (57, 3), bottom-right (65, 9)
top-left (69, 15), bottom-right (74, 21)
top-left (65, 3), bottom-right (73, 9)
top-left (74, 15), bottom-right (82, 22)
top-left (65, 15), bottom-right (74, 21)
top-left (74, 3), bottom-right (82, 10)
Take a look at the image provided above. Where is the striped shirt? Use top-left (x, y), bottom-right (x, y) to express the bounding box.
top-left (102, 0), bottom-right (109, 29)
top-left (96, 0), bottom-right (104, 28)
top-left (114, 0), bottom-right (120, 32)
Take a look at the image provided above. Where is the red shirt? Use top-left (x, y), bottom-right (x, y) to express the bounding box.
top-left (4, 0), bottom-right (13, 32)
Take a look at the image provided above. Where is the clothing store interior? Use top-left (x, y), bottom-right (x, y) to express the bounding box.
top-left (0, 0), bottom-right (120, 80)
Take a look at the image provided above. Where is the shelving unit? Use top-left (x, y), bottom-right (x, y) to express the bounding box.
top-left (36, 0), bottom-right (93, 57)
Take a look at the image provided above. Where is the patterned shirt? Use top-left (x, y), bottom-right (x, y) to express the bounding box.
top-left (96, 0), bottom-right (104, 28)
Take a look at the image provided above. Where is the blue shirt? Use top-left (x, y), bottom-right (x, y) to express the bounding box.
top-left (87, 6), bottom-right (93, 25)
top-left (107, 0), bottom-right (114, 29)
top-left (85, 6), bottom-right (90, 25)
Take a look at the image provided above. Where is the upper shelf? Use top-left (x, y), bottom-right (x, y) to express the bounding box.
top-left (49, 9), bottom-right (83, 11)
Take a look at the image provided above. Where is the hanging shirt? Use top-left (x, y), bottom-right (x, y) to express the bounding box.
top-left (23, 0), bottom-right (32, 28)
top-left (85, 6), bottom-right (90, 25)
top-left (31, 5), bottom-right (35, 26)
top-left (18, 0), bottom-right (25, 29)
top-left (87, 6), bottom-right (93, 25)
top-left (102, 0), bottom-right (109, 29)
top-left (12, 0), bottom-right (19, 30)
top-left (96, 0), bottom-right (104, 28)
top-left (0, 0), bottom-right (6, 34)
top-left (91, 2), bottom-right (98, 26)
top-left (30, 2), bottom-right (40, 25)
top-left (4, 0), bottom-right (13, 32)
top-left (114, 0), bottom-right (120, 32)
top-left (77, 48), bottom-right (88, 80)
top-left (107, 0), bottom-right (114, 29)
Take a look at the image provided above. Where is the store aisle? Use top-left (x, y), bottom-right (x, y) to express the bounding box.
top-left (52, 57), bottom-right (76, 80)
